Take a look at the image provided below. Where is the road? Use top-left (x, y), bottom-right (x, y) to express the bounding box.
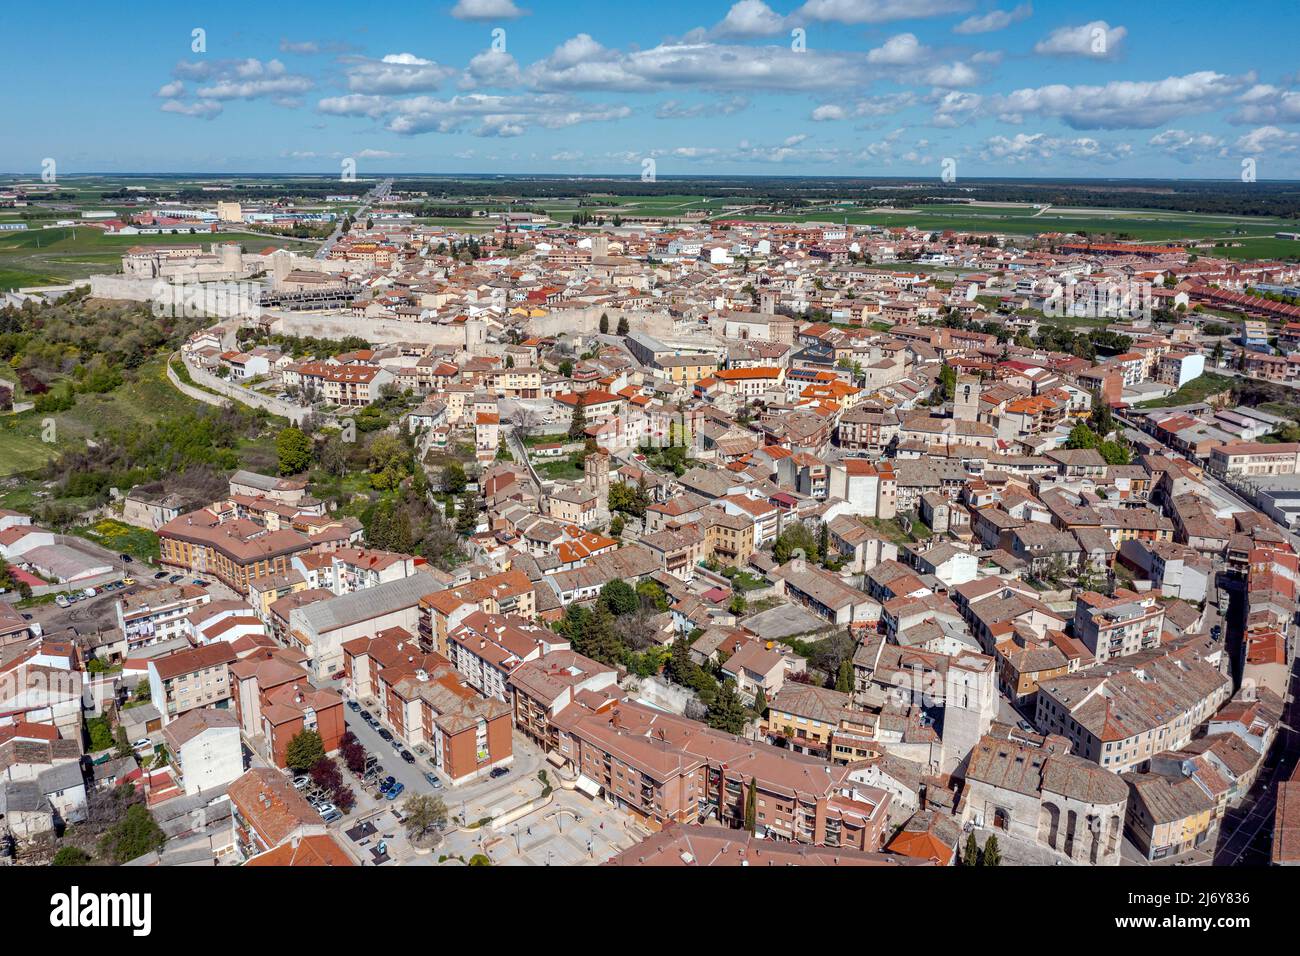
top-left (1214, 658), bottom-right (1300, 865)
top-left (314, 177), bottom-right (392, 260)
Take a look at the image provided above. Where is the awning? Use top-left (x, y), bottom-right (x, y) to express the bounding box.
top-left (574, 774), bottom-right (602, 798)
top-left (546, 751), bottom-right (566, 768)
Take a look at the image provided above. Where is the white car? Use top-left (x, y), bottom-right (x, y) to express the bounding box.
top-left (132, 738), bottom-right (153, 750)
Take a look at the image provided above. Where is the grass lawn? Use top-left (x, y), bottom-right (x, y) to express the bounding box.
top-left (535, 458), bottom-right (584, 481)
top-left (860, 516), bottom-right (916, 547)
top-left (1135, 372), bottom-right (1236, 408)
top-left (72, 518), bottom-right (160, 562)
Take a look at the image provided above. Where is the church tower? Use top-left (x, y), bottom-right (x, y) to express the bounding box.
top-left (953, 374), bottom-right (980, 422)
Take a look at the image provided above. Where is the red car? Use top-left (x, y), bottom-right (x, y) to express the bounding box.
top-left (329, 670), bottom-right (346, 681)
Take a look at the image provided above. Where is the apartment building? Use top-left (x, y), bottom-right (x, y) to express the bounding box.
top-left (1209, 441), bottom-right (1300, 478)
top-left (545, 695), bottom-right (892, 851)
top-left (1073, 589), bottom-right (1166, 663)
top-left (158, 509), bottom-right (312, 595)
top-left (146, 641), bottom-right (238, 726)
top-left (1035, 645), bottom-right (1231, 771)
top-left (114, 583), bottom-right (211, 652)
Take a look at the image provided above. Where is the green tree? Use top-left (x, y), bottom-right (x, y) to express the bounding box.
top-left (744, 778), bottom-right (758, 833)
top-left (963, 832), bottom-right (980, 866)
top-left (441, 460), bottom-right (468, 495)
top-left (835, 659), bottom-right (854, 694)
top-left (403, 793), bottom-right (450, 841)
top-left (707, 680), bottom-right (748, 734)
top-left (285, 729), bottom-right (325, 772)
top-left (99, 803), bottom-right (166, 864)
top-left (276, 426), bottom-right (313, 476)
top-left (773, 524), bottom-right (819, 564)
top-left (982, 834), bottom-right (1001, 867)
top-left (610, 514), bottom-right (626, 538)
top-left (52, 846), bottom-right (92, 866)
top-left (599, 313), bottom-right (609, 334)
top-left (728, 592), bottom-right (747, 616)
top-left (637, 578), bottom-right (669, 611)
top-left (752, 686), bottom-right (767, 718)
top-left (598, 579), bottom-right (639, 616)
top-left (616, 315), bottom-right (629, 336)
top-left (1065, 422), bottom-right (1102, 450)
top-left (1098, 440), bottom-right (1131, 465)
top-left (567, 401), bottom-right (587, 440)
top-left (455, 491), bottom-right (479, 535)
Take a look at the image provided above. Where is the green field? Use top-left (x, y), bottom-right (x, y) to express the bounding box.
top-left (0, 355), bottom-right (202, 478)
top-left (739, 204), bottom-right (1296, 244)
top-left (72, 518), bottom-right (160, 562)
top-left (0, 226), bottom-right (319, 288)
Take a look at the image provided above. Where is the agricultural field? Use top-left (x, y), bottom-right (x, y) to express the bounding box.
top-left (740, 203), bottom-right (1297, 244)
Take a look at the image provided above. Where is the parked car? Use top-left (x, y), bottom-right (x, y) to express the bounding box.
top-left (390, 739), bottom-right (403, 753)
top-left (292, 775), bottom-right (309, 790)
top-left (55, 595), bottom-right (70, 609)
top-left (192, 579), bottom-right (208, 587)
top-left (359, 710), bottom-right (372, 722)
top-left (122, 578), bottom-right (135, 586)
top-left (167, 574), bottom-right (183, 583)
top-left (347, 700), bottom-right (360, 712)
top-left (379, 775), bottom-right (396, 794)
top-left (385, 782), bottom-right (404, 801)
top-left (82, 587), bottom-right (97, 598)
top-left (119, 553), bottom-right (133, 563)
top-left (153, 571), bottom-right (168, 579)
top-left (132, 738), bottom-right (153, 751)
top-left (400, 750), bottom-right (415, 764)
top-left (321, 809), bottom-right (343, 824)
top-left (423, 772), bottom-right (442, 789)
top-left (377, 728), bottom-right (393, 742)
top-left (489, 766), bottom-right (510, 780)
top-left (329, 670), bottom-right (345, 681)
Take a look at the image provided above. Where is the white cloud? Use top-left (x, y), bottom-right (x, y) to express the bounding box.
top-left (156, 80), bottom-right (185, 98)
top-left (1235, 125), bottom-right (1300, 154)
top-left (462, 49), bottom-right (522, 88)
top-left (1148, 129), bottom-right (1225, 162)
top-left (812, 104), bottom-right (848, 121)
top-left (656, 96), bottom-right (749, 118)
top-left (980, 131), bottom-right (1131, 163)
top-left (358, 148), bottom-right (404, 159)
top-left (341, 92), bottom-right (633, 137)
top-left (160, 99), bottom-right (223, 119)
top-left (280, 40), bottom-right (320, 54)
top-left (345, 53), bottom-right (455, 94)
top-left (190, 58), bottom-right (314, 100)
top-left (867, 34), bottom-right (929, 66)
top-left (1033, 20), bottom-right (1126, 59)
top-left (450, 0), bottom-right (528, 20)
top-left (953, 3), bottom-right (1031, 34)
top-left (1230, 84), bottom-right (1300, 125)
top-left (992, 71), bottom-right (1252, 129)
top-left (712, 0), bottom-right (788, 38)
top-left (317, 94), bottom-right (391, 118)
top-left (796, 0), bottom-right (971, 24)
top-left (526, 38), bottom-right (881, 92)
top-left (810, 92), bottom-right (917, 121)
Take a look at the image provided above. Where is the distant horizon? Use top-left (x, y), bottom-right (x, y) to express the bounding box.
top-left (7, 172), bottom-right (1300, 185)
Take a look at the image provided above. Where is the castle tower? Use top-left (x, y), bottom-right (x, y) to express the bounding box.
top-left (953, 374), bottom-right (980, 422)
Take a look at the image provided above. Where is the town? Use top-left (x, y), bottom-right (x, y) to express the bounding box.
top-left (2, 170), bottom-right (1299, 875)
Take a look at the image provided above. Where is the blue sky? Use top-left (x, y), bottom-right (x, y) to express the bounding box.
top-left (4, 0), bottom-right (1300, 178)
